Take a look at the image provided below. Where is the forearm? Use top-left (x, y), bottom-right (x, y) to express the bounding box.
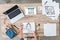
top-left (19, 25), bottom-right (24, 40)
top-left (19, 30), bottom-right (24, 40)
top-left (19, 30), bottom-right (23, 38)
top-left (34, 31), bottom-right (37, 40)
top-left (19, 38), bottom-right (24, 40)
top-left (34, 36), bottom-right (37, 40)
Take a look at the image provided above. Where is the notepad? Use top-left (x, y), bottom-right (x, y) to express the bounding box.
top-left (44, 23), bottom-right (56, 36)
top-left (3, 5), bottom-right (24, 23)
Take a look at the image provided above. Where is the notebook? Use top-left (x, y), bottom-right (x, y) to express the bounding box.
top-left (3, 5), bottom-right (24, 23)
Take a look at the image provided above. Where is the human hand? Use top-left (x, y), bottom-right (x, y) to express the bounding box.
top-left (19, 24), bottom-right (23, 37)
top-left (33, 31), bottom-right (37, 40)
top-left (34, 31), bottom-right (37, 38)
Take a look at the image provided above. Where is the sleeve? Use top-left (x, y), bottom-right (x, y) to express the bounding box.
top-left (19, 38), bottom-right (24, 40)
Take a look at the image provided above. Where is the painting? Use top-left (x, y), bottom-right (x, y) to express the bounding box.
top-left (25, 7), bottom-right (36, 16)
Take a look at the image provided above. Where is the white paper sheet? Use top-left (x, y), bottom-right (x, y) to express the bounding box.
top-left (23, 22), bottom-right (35, 33)
top-left (42, 1), bottom-right (59, 20)
top-left (44, 23), bottom-right (56, 36)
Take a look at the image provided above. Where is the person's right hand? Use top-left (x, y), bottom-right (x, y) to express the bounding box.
top-left (34, 31), bottom-right (37, 38)
top-left (33, 31), bottom-right (37, 40)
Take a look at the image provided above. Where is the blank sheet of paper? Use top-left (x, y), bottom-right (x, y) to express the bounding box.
top-left (44, 23), bottom-right (56, 36)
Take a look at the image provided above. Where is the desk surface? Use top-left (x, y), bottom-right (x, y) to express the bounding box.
top-left (0, 4), bottom-right (59, 39)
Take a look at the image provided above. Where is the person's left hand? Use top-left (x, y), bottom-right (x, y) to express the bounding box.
top-left (19, 24), bottom-right (23, 37)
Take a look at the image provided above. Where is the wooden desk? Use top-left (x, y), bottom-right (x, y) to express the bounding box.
top-left (0, 4), bottom-right (59, 39)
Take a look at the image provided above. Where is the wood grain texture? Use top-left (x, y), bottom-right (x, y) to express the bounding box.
top-left (0, 0), bottom-right (42, 3)
top-left (0, 4), bottom-right (59, 40)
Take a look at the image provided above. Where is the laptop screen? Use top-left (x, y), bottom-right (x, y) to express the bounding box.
top-left (4, 5), bottom-right (18, 15)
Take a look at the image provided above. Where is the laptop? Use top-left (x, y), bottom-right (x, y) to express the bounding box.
top-left (3, 5), bottom-right (24, 23)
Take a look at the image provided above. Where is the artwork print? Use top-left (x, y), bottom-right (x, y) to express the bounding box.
top-left (25, 7), bottom-right (36, 15)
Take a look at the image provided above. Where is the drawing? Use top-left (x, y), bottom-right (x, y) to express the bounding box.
top-left (45, 6), bottom-right (55, 15)
top-left (42, 1), bottom-right (59, 20)
top-left (23, 22), bottom-right (35, 33)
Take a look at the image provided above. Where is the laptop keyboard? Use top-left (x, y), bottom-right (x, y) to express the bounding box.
top-left (8, 9), bottom-right (21, 19)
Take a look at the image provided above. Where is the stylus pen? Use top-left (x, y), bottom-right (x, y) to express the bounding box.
top-left (44, 1), bottom-right (48, 5)
top-left (13, 25), bottom-right (19, 29)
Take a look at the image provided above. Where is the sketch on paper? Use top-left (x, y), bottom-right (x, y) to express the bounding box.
top-left (45, 6), bottom-right (55, 16)
top-left (23, 22), bottom-right (35, 33)
top-left (42, 1), bottom-right (59, 20)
